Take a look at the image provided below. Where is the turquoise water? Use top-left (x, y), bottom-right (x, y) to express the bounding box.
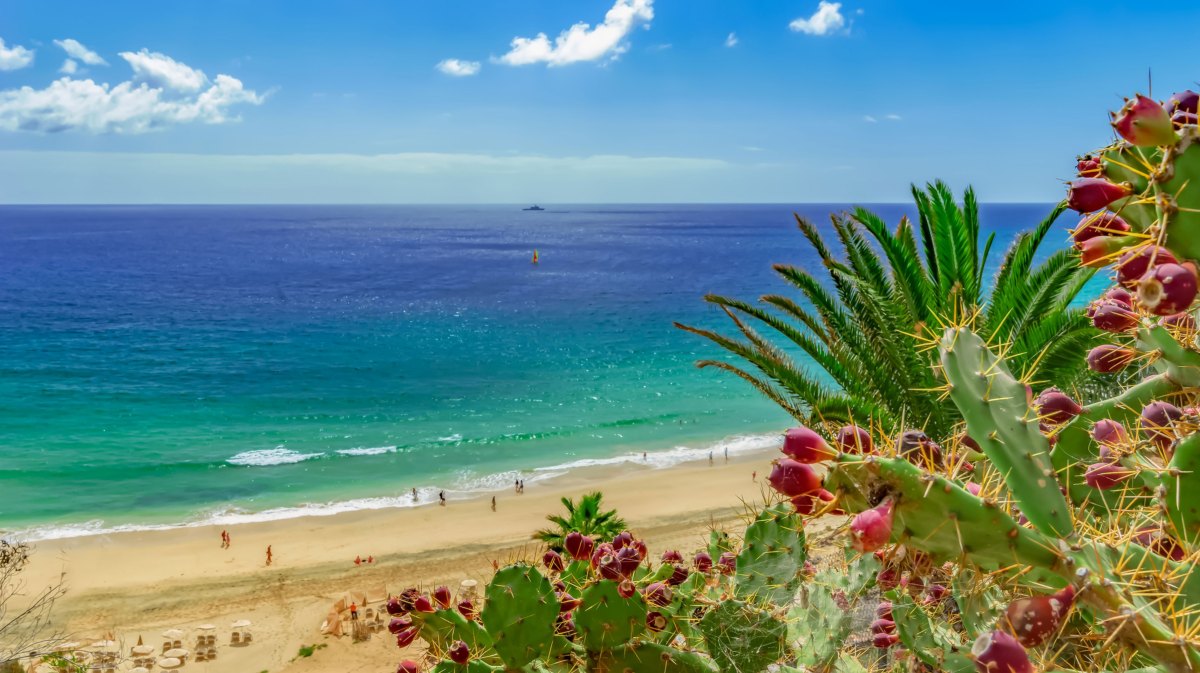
top-left (0, 204), bottom-right (1082, 538)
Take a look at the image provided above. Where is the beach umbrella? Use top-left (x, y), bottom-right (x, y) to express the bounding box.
top-left (130, 668), bottom-right (151, 673)
top-left (89, 640), bottom-right (118, 649)
top-left (131, 645), bottom-right (155, 656)
top-left (164, 648), bottom-right (189, 658)
top-left (197, 624), bottom-right (216, 631)
top-left (162, 629), bottom-right (184, 639)
top-left (158, 656), bottom-right (182, 669)
top-left (231, 619), bottom-right (252, 628)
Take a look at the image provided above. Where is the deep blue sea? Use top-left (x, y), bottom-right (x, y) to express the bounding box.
top-left (0, 204), bottom-right (1080, 539)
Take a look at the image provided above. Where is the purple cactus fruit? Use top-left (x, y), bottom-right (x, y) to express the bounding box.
top-left (632, 539), bottom-right (647, 558)
top-left (926, 584), bottom-right (949, 603)
top-left (1112, 94), bottom-right (1178, 146)
top-left (432, 585), bottom-right (452, 610)
top-left (1066, 177), bottom-right (1132, 213)
top-left (397, 587), bottom-right (421, 613)
top-left (965, 481), bottom-right (982, 496)
top-left (1073, 212), bottom-right (1131, 247)
top-left (835, 425), bottom-right (873, 454)
top-left (1117, 246), bottom-right (1178, 286)
top-left (1035, 388), bottom-right (1083, 424)
top-left (876, 600), bottom-right (893, 621)
top-left (386, 597), bottom-right (407, 616)
top-left (802, 560), bottom-right (816, 578)
top-left (1076, 155), bottom-right (1103, 177)
top-left (597, 552), bottom-right (622, 581)
top-left (717, 551), bottom-right (737, 574)
top-left (558, 592), bottom-right (580, 613)
top-left (973, 629), bottom-right (1034, 673)
top-left (590, 542), bottom-right (614, 568)
top-left (394, 626), bottom-right (419, 648)
top-left (1175, 111), bottom-right (1199, 127)
top-left (543, 549), bottom-right (564, 573)
top-left (643, 582), bottom-right (673, 607)
top-left (877, 567), bottom-right (900, 591)
top-left (1138, 262), bottom-right (1199, 316)
top-left (388, 616), bottom-right (413, 635)
top-left (1091, 419), bottom-right (1128, 448)
top-left (615, 546), bottom-right (642, 577)
top-left (872, 633), bottom-right (899, 649)
top-left (896, 430), bottom-right (941, 463)
top-left (782, 426), bottom-right (837, 462)
top-left (611, 531), bottom-right (633, 550)
top-left (870, 618), bottom-right (896, 635)
top-left (1141, 400), bottom-right (1184, 449)
top-left (413, 595), bottom-right (435, 613)
top-left (397, 660), bottom-right (420, 673)
top-left (1167, 90), bottom-right (1199, 116)
top-left (457, 599), bottom-right (475, 620)
top-left (646, 611), bottom-right (668, 632)
top-left (448, 640), bottom-right (469, 665)
top-left (790, 488), bottom-right (835, 515)
top-left (1163, 312), bottom-right (1196, 331)
top-left (1153, 534), bottom-right (1186, 560)
top-left (555, 613), bottom-right (576, 640)
top-left (850, 499), bottom-right (894, 552)
top-left (667, 563), bottom-right (690, 586)
top-left (1085, 462), bottom-right (1135, 490)
top-left (661, 549), bottom-right (683, 563)
top-left (1087, 344), bottom-right (1135, 373)
top-left (1004, 586), bottom-right (1075, 648)
top-left (693, 551), bottom-right (713, 573)
top-left (564, 532), bottom-right (594, 561)
top-left (1091, 301), bottom-right (1138, 333)
top-left (1107, 287), bottom-right (1133, 307)
top-left (617, 579), bottom-right (637, 599)
top-left (767, 459), bottom-right (823, 498)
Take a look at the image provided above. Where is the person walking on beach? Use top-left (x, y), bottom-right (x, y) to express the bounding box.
top-left (350, 602), bottom-right (358, 620)
top-left (220, 530), bottom-right (228, 548)
top-left (514, 478), bottom-right (519, 494)
top-left (439, 490), bottom-right (446, 506)
top-left (411, 487), bottom-right (417, 500)
top-left (724, 447), bottom-right (728, 462)
top-left (752, 470), bottom-right (757, 482)
top-left (491, 496), bottom-right (496, 512)
top-left (709, 451), bottom-right (713, 465)
top-left (266, 545), bottom-right (273, 566)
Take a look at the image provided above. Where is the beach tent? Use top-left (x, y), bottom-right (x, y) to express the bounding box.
top-left (366, 584), bottom-right (388, 604)
top-left (320, 610), bottom-right (343, 637)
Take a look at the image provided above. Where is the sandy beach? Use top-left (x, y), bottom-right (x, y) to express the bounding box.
top-left (18, 449), bottom-right (828, 673)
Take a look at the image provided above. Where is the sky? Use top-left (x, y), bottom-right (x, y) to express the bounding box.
top-left (0, 0), bottom-right (1197, 204)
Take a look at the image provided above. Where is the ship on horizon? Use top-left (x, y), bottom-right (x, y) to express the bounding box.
top-left (523, 205), bottom-right (545, 211)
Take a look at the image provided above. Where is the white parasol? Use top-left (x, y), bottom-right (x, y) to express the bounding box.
top-left (158, 657), bottom-right (183, 669)
top-left (231, 619), bottom-right (252, 628)
top-left (164, 648), bottom-right (189, 658)
top-left (162, 629), bottom-right (185, 639)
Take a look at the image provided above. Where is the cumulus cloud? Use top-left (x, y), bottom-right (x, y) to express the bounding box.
top-left (54, 38), bottom-right (107, 66)
top-left (790, 1), bottom-right (847, 36)
top-left (436, 59), bottom-right (481, 76)
top-left (725, 32), bottom-right (738, 47)
top-left (60, 59), bottom-right (78, 75)
top-left (120, 49), bottom-right (207, 91)
top-left (499, 0), bottom-right (654, 66)
top-left (0, 49), bottom-right (264, 134)
top-left (0, 38), bottom-right (34, 71)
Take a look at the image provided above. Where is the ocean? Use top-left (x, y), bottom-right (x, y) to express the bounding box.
top-left (0, 204), bottom-right (1081, 540)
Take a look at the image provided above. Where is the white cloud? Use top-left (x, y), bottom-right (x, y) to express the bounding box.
top-left (790, 1), bottom-right (847, 36)
top-left (0, 38), bottom-right (34, 71)
top-left (725, 32), bottom-right (738, 47)
top-left (60, 59), bottom-right (78, 75)
top-left (436, 59), bottom-right (481, 77)
top-left (54, 38), bottom-right (107, 66)
top-left (0, 51), bottom-right (264, 134)
top-left (119, 49), bottom-right (207, 91)
top-left (885, 113), bottom-right (902, 120)
top-left (499, 0), bottom-right (654, 66)
top-left (863, 115), bottom-right (877, 123)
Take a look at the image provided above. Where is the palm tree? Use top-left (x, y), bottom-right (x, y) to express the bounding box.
top-left (534, 492), bottom-right (627, 551)
top-left (675, 182), bottom-right (1097, 439)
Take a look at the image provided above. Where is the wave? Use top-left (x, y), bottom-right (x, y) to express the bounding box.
top-left (7, 430), bottom-right (782, 542)
top-left (335, 445), bottom-right (397, 457)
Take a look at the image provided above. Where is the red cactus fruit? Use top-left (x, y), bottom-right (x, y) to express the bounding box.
top-left (870, 618), bottom-right (896, 635)
top-left (835, 425), bottom-right (873, 454)
top-left (543, 549), bottom-right (564, 573)
top-left (396, 587), bottom-right (422, 613)
top-left (432, 585), bottom-right (452, 610)
top-left (590, 542), bottom-right (614, 568)
top-left (632, 539), bottom-right (647, 558)
top-left (413, 595), bottom-right (435, 613)
top-left (1085, 462), bottom-right (1135, 490)
top-left (397, 660), bottom-right (420, 673)
top-left (1163, 312), bottom-right (1196, 330)
top-left (1091, 301), bottom-right (1138, 332)
top-left (555, 613), bottom-right (576, 640)
top-left (386, 597), bottom-right (407, 616)
top-left (1004, 586), bottom-right (1075, 648)
top-left (597, 553), bottom-right (621, 581)
top-left (802, 560), bottom-right (816, 578)
top-left (972, 630), bottom-right (1034, 673)
top-left (394, 626), bottom-right (419, 648)
top-left (1167, 90), bottom-right (1199, 116)
top-left (1091, 419), bottom-right (1128, 447)
top-left (782, 426), bottom-right (837, 462)
top-left (456, 599), bottom-right (475, 620)
top-left (667, 563), bottom-right (690, 586)
top-left (877, 567), bottom-right (900, 591)
top-left (693, 551), bottom-right (713, 573)
top-left (558, 592), bottom-right (581, 612)
top-left (615, 546), bottom-right (642, 577)
top-left (876, 600), bottom-right (893, 620)
top-left (1141, 400), bottom-right (1184, 449)
top-left (850, 499), bottom-right (894, 552)
top-left (1035, 388), bottom-right (1082, 424)
top-left (611, 531), bottom-right (633, 550)
top-left (1112, 94), bottom-right (1178, 146)
top-left (1138, 262), bottom-right (1199, 316)
top-left (564, 532), bottom-right (594, 561)
top-left (872, 633), bottom-right (899, 649)
top-left (617, 579), bottom-right (637, 599)
top-left (1117, 246), bottom-right (1178, 286)
top-left (388, 616), bottom-right (413, 635)
top-left (1078, 233), bottom-right (1129, 269)
top-left (767, 458), bottom-right (822, 498)
top-left (790, 488), bottom-right (835, 515)
top-left (1175, 111), bottom-right (1199, 127)
top-left (1076, 155), bottom-right (1103, 177)
top-left (1153, 534), bottom-right (1186, 561)
top-left (717, 551), bottom-right (737, 574)
top-left (644, 582), bottom-right (673, 607)
top-left (448, 640), bottom-right (469, 665)
top-left (1087, 344), bottom-right (1135, 373)
top-left (1107, 287), bottom-right (1133, 307)
top-left (1066, 178), bottom-right (1132, 213)
top-left (926, 584), bottom-right (949, 603)
top-left (965, 481), bottom-right (982, 496)
top-left (1073, 212), bottom-right (1131, 246)
top-left (646, 611), bottom-right (668, 632)
top-left (661, 549), bottom-right (683, 563)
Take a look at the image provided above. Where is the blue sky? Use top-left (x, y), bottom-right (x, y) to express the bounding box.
top-left (0, 0), bottom-right (1196, 203)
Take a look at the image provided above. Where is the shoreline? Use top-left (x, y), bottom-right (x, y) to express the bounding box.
top-left (20, 448), bottom-right (804, 673)
top-left (6, 430), bottom-right (784, 543)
